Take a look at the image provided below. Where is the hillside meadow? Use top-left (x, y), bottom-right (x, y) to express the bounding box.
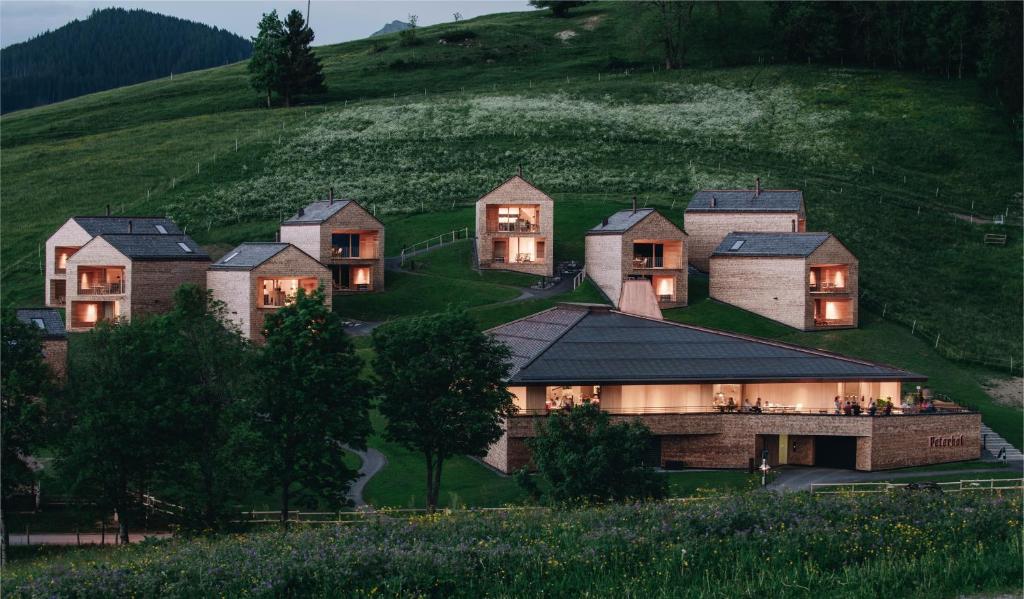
top-left (5, 491), bottom-right (1021, 598)
top-left (1, 2), bottom-right (1019, 368)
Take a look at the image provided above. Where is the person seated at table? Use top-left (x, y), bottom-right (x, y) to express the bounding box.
top-left (923, 400), bottom-right (937, 413)
top-left (753, 397), bottom-right (763, 413)
top-left (726, 397), bottom-right (736, 412)
top-left (842, 400), bottom-right (852, 416)
top-left (713, 395), bottom-right (724, 413)
top-left (883, 402), bottom-right (893, 416)
top-left (741, 398), bottom-right (751, 413)
top-left (833, 396), bottom-right (842, 415)
top-left (852, 401), bottom-right (861, 416)
top-left (867, 397), bottom-right (876, 416)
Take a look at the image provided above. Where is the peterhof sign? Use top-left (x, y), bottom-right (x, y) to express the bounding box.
top-left (929, 435), bottom-right (965, 448)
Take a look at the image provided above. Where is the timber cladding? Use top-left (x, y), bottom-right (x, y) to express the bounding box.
top-left (494, 412), bottom-right (980, 473)
top-left (41, 339), bottom-right (68, 382)
top-left (475, 175), bottom-right (555, 277)
top-left (685, 212), bottom-right (802, 271)
top-left (708, 235), bottom-right (858, 332)
top-left (44, 220), bottom-right (92, 308)
top-left (279, 201), bottom-right (386, 292)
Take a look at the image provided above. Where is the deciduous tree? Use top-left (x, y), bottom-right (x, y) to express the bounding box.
top-left (255, 287), bottom-right (369, 529)
top-left (248, 10), bottom-right (286, 108)
top-left (1, 311), bottom-right (52, 565)
top-left (517, 403), bottom-right (666, 503)
top-left (372, 310), bottom-right (515, 512)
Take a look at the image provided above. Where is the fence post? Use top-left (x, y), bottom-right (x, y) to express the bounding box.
top-left (882, 304), bottom-right (887, 318)
top-left (911, 320), bottom-right (916, 335)
top-left (25, 525), bottom-right (29, 546)
top-left (101, 521), bottom-right (106, 545)
top-left (934, 333), bottom-right (940, 349)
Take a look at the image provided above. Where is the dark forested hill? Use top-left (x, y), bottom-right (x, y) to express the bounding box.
top-left (0, 8), bottom-right (251, 113)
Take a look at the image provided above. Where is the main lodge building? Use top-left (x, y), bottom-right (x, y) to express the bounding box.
top-left (484, 304), bottom-right (980, 474)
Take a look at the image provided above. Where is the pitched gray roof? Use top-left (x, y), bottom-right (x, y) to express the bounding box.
top-left (210, 242), bottom-right (291, 270)
top-left (282, 200), bottom-right (352, 225)
top-left (488, 306), bottom-right (923, 384)
top-left (687, 190), bottom-right (804, 213)
top-left (98, 234), bottom-right (209, 261)
top-left (15, 309), bottom-right (66, 339)
top-left (712, 232), bottom-right (831, 257)
top-left (588, 208), bottom-right (657, 234)
top-left (72, 216), bottom-right (182, 236)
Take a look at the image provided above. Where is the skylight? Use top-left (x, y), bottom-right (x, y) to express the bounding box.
top-left (154, 224), bottom-right (168, 234)
top-left (31, 318), bottom-right (45, 329)
top-left (222, 251), bottom-right (240, 263)
top-left (177, 242), bottom-right (193, 253)
top-left (729, 240), bottom-right (745, 251)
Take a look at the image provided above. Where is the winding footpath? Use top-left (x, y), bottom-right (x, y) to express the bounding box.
top-left (345, 446), bottom-right (387, 508)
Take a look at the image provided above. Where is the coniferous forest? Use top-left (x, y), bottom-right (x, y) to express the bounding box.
top-left (1, 8), bottom-right (251, 114)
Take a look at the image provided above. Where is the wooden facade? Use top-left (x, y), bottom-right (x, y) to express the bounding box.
top-left (709, 235), bottom-right (858, 331)
top-left (474, 175), bottom-right (555, 277)
top-left (280, 200), bottom-right (385, 293)
top-left (585, 209), bottom-right (688, 309)
top-left (207, 244), bottom-right (331, 342)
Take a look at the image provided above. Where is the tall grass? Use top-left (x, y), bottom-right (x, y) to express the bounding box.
top-left (6, 491), bottom-right (1021, 598)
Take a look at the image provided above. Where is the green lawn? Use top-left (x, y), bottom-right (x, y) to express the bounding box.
top-left (663, 470), bottom-right (754, 496)
top-left (407, 241), bottom-right (540, 287)
top-left (886, 460), bottom-right (1010, 474)
top-left (866, 470), bottom-right (1023, 485)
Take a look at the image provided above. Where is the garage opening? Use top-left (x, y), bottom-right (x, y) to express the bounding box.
top-left (814, 436), bottom-right (857, 469)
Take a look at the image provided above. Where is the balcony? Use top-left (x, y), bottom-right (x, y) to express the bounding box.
top-left (76, 267), bottom-right (125, 296)
top-left (487, 205), bottom-right (541, 234)
top-left (78, 282), bottom-right (125, 295)
top-left (631, 240), bottom-right (684, 270)
top-left (809, 265), bottom-right (850, 293)
top-left (330, 231), bottom-right (379, 260)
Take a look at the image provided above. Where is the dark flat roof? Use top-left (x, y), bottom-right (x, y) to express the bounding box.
top-left (72, 216), bottom-right (182, 236)
top-left (488, 305), bottom-right (924, 385)
top-left (687, 190), bottom-right (804, 213)
top-left (15, 308), bottom-right (66, 339)
top-left (210, 242), bottom-right (290, 270)
top-left (97, 234), bottom-right (209, 261)
top-left (712, 232), bottom-right (831, 257)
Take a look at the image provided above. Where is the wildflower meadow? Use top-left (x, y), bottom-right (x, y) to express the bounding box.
top-left (7, 491), bottom-right (1021, 598)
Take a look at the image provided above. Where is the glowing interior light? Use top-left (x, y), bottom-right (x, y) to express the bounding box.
top-left (58, 252), bottom-right (68, 269)
top-left (825, 301), bottom-right (840, 320)
top-left (808, 270), bottom-right (817, 285)
top-left (655, 276), bottom-right (674, 296)
top-left (353, 268), bottom-right (370, 285)
top-left (834, 269), bottom-right (845, 288)
top-left (84, 303), bottom-right (98, 323)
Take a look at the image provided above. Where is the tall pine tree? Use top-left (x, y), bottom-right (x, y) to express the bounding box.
top-left (280, 10), bottom-right (326, 107)
top-left (248, 11), bottom-right (286, 108)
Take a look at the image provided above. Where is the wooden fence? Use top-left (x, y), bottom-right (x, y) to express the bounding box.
top-left (810, 478), bottom-right (1023, 494)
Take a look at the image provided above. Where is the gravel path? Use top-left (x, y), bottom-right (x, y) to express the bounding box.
top-left (768, 464), bottom-right (1023, 492)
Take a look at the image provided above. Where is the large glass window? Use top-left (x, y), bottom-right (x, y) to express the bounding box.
top-left (259, 277), bottom-right (319, 307)
top-left (331, 233), bottom-right (360, 258)
top-left (633, 243), bottom-right (664, 268)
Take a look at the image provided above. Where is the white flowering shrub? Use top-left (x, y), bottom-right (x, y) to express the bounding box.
top-left (168, 84), bottom-right (847, 227)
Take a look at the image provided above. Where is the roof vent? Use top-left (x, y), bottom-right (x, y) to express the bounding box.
top-left (602, 217), bottom-right (609, 227)
top-left (329, 187), bottom-right (334, 205)
top-left (298, 207), bottom-right (305, 217)
top-left (710, 195), bottom-right (717, 208)
top-left (755, 177), bottom-right (761, 197)
top-left (517, 163), bottom-right (523, 177)
top-left (729, 240), bottom-right (745, 251)
top-left (177, 242), bottom-right (193, 253)
top-left (106, 204), bottom-right (111, 216)
top-left (632, 194), bottom-right (637, 214)
top-left (128, 220), bottom-right (133, 233)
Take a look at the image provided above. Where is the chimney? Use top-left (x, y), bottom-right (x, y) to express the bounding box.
top-left (128, 219), bottom-right (133, 233)
top-left (755, 177), bottom-right (761, 197)
top-left (517, 163), bottom-right (523, 177)
top-left (711, 195), bottom-right (717, 208)
top-left (298, 207), bottom-right (305, 217)
top-left (329, 187), bottom-right (334, 205)
top-left (632, 194), bottom-right (637, 214)
top-left (106, 204), bottom-right (111, 216)
top-left (275, 230), bottom-right (280, 242)
top-left (602, 217), bottom-right (609, 227)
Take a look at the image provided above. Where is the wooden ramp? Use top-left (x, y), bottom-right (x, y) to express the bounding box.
top-left (618, 279), bottom-right (662, 320)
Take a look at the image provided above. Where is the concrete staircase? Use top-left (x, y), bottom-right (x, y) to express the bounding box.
top-left (981, 424), bottom-right (1023, 462)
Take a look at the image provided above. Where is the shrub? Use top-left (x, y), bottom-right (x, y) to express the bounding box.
top-left (439, 29), bottom-right (478, 44)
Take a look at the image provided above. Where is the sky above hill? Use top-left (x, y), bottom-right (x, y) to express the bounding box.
top-left (0, 1), bottom-right (534, 47)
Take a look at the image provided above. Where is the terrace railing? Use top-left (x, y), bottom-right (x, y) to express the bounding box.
top-left (78, 282), bottom-right (124, 295)
top-left (514, 405), bottom-right (973, 416)
top-left (400, 227), bottom-right (470, 266)
top-left (810, 478), bottom-right (1024, 494)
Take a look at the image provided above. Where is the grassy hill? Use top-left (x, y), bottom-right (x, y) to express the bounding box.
top-left (2, 1), bottom-right (1021, 364)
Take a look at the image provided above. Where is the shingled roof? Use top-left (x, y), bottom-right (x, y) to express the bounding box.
top-left (712, 232), bottom-right (831, 257)
top-left (587, 208), bottom-right (657, 234)
top-left (210, 242), bottom-right (298, 270)
top-left (488, 305), bottom-right (923, 384)
top-left (96, 234), bottom-right (209, 261)
top-left (72, 216), bottom-right (182, 236)
top-left (687, 190), bottom-right (804, 213)
top-left (15, 308), bottom-right (66, 339)
top-left (281, 200), bottom-right (353, 225)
